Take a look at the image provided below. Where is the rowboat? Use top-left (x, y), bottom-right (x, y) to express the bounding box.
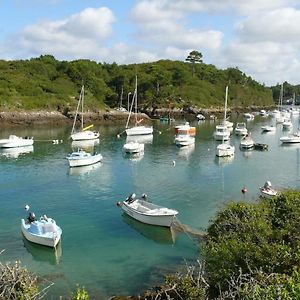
top-left (117, 194), bottom-right (178, 227)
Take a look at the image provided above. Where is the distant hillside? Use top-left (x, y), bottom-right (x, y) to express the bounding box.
top-left (270, 81), bottom-right (300, 105)
top-left (0, 55), bottom-right (274, 112)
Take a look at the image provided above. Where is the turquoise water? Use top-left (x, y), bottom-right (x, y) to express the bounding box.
top-left (1, 114), bottom-right (300, 299)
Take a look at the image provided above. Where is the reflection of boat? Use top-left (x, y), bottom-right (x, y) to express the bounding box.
top-left (0, 145), bottom-right (34, 158)
top-left (0, 135), bottom-right (34, 148)
top-left (71, 139), bottom-right (100, 150)
top-left (122, 214), bottom-right (176, 244)
top-left (177, 143), bottom-right (195, 159)
top-left (125, 134), bottom-right (153, 144)
top-left (215, 155), bottom-right (234, 166)
top-left (259, 181), bottom-right (278, 199)
top-left (66, 149), bottom-right (103, 167)
top-left (71, 85), bottom-right (100, 141)
top-left (68, 162), bottom-right (102, 175)
top-left (22, 237), bottom-right (62, 265)
top-left (261, 125), bottom-right (276, 132)
top-left (117, 193), bottom-right (178, 227)
top-left (123, 151), bottom-right (144, 162)
top-left (123, 142), bottom-right (144, 154)
top-left (21, 210), bottom-right (62, 248)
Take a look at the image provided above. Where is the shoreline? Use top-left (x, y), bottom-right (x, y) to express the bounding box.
top-left (0, 106), bottom-right (275, 127)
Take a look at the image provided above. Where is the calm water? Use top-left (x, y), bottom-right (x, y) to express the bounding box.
top-left (1, 113), bottom-right (300, 299)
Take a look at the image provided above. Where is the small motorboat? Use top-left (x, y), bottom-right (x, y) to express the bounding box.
top-left (240, 134), bottom-right (254, 149)
top-left (259, 109), bottom-right (269, 117)
top-left (0, 135), bottom-right (34, 148)
top-left (254, 143), bottom-right (268, 151)
top-left (213, 124), bottom-right (230, 141)
top-left (123, 141), bottom-right (144, 154)
top-left (216, 142), bottom-right (235, 157)
top-left (244, 113), bottom-right (255, 120)
top-left (280, 132), bottom-right (300, 144)
top-left (259, 181), bottom-right (278, 199)
top-left (21, 206), bottom-right (62, 248)
top-left (261, 125), bottom-right (276, 132)
top-left (174, 122), bottom-right (196, 136)
top-left (66, 149), bottom-right (103, 167)
top-left (234, 123), bottom-right (248, 136)
top-left (174, 134), bottom-right (195, 147)
top-left (282, 118), bottom-right (293, 130)
top-left (196, 113), bottom-right (205, 121)
top-left (117, 193), bottom-right (178, 227)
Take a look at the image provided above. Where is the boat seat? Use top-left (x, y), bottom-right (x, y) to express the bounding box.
top-left (43, 223), bottom-right (55, 233)
top-left (136, 204), bottom-right (149, 213)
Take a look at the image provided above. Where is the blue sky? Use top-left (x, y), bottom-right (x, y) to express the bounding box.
top-left (0, 0), bottom-right (300, 86)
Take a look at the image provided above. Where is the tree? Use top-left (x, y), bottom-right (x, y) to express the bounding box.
top-left (185, 50), bottom-right (203, 77)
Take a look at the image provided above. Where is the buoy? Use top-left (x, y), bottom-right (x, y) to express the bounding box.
top-left (117, 134), bottom-right (120, 138)
top-left (172, 160), bottom-right (176, 166)
top-left (116, 201), bottom-right (122, 207)
top-left (24, 204), bottom-right (30, 211)
top-left (241, 187), bottom-right (248, 194)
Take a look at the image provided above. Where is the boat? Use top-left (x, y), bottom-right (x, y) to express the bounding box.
top-left (259, 109), bottom-right (268, 117)
top-left (117, 193), bottom-right (178, 227)
top-left (123, 141), bottom-right (144, 154)
top-left (174, 122), bottom-right (196, 136)
top-left (21, 207), bottom-right (62, 248)
top-left (66, 149), bottom-right (103, 167)
top-left (259, 181), bottom-right (278, 199)
top-left (196, 113), bottom-right (205, 121)
top-left (234, 123), bottom-right (248, 136)
top-left (116, 86), bottom-right (127, 112)
top-left (261, 125), bottom-right (276, 132)
top-left (125, 76), bottom-right (153, 136)
top-left (244, 113), bottom-right (255, 120)
top-left (254, 143), bottom-right (268, 151)
top-left (216, 87), bottom-right (235, 157)
top-left (240, 133), bottom-right (254, 149)
top-left (0, 135), bottom-right (34, 148)
top-left (174, 134), bottom-right (195, 147)
top-left (70, 85), bottom-right (100, 141)
top-left (280, 132), bottom-right (300, 144)
top-left (282, 118), bottom-right (293, 130)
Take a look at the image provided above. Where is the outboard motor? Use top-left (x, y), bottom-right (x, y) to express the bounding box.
top-left (141, 193), bottom-right (148, 200)
top-left (126, 193), bottom-right (136, 203)
top-left (28, 212), bottom-right (36, 223)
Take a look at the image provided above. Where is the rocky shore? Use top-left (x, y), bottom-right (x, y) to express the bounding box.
top-left (0, 105), bottom-right (275, 127)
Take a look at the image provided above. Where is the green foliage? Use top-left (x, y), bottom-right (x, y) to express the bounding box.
top-left (203, 190), bottom-right (300, 296)
top-left (0, 56), bottom-right (275, 111)
top-left (70, 286), bottom-right (90, 300)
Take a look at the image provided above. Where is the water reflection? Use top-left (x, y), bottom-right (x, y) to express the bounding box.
top-left (122, 214), bottom-right (176, 244)
top-left (214, 155), bottom-right (234, 166)
top-left (71, 139), bottom-right (100, 151)
top-left (123, 152), bottom-right (144, 162)
top-left (177, 143), bottom-right (195, 160)
top-left (125, 134), bottom-right (153, 144)
top-left (68, 162), bottom-right (102, 176)
top-left (22, 237), bottom-right (62, 265)
top-left (0, 145), bottom-right (34, 158)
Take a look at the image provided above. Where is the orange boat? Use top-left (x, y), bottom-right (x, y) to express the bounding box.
top-left (174, 122), bottom-right (196, 136)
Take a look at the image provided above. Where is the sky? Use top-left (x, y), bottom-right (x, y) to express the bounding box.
top-left (0, 0), bottom-right (300, 86)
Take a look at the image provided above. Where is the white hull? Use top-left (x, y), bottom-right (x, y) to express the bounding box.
top-left (0, 135), bottom-right (34, 148)
top-left (240, 136), bottom-right (254, 149)
top-left (123, 142), bottom-right (144, 154)
top-left (259, 188), bottom-right (278, 199)
top-left (120, 198), bottom-right (178, 227)
top-left (67, 151), bottom-right (103, 167)
top-left (174, 135), bottom-right (195, 147)
top-left (216, 143), bottom-right (235, 157)
top-left (126, 126), bottom-right (153, 136)
top-left (21, 219), bottom-right (61, 248)
top-left (71, 130), bottom-right (100, 141)
top-left (261, 126), bottom-right (276, 132)
top-left (280, 134), bottom-right (300, 144)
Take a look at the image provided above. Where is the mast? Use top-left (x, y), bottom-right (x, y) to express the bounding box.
top-left (125, 77), bottom-right (137, 129)
top-left (134, 75), bottom-right (138, 126)
top-left (71, 85), bottom-right (84, 134)
top-left (224, 86), bottom-right (228, 123)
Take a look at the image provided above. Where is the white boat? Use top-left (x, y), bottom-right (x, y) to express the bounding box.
top-left (66, 149), bottom-right (103, 167)
top-left (21, 208), bottom-right (62, 248)
top-left (240, 134), bottom-right (254, 149)
top-left (244, 113), bottom-right (255, 120)
top-left (280, 132), bottom-right (300, 144)
top-left (259, 181), bottom-right (278, 199)
top-left (234, 123), bottom-right (248, 136)
top-left (216, 87), bottom-right (235, 157)
top-left (174, 122), bottom-right (196, 136)
top-left (117, 193), bottom-right (178, 227)
top-left (213, 124), bottom-right (230, 141)
top-left (125, 76), bottom-right (153, 136)
top-left (259, 109), bottom-right (268, 117)
top-left (282, 118), bottom-right (293, 130)
top-left (123, 142), bottom-right (144, 154)
top-left (196, 113), bottom-right (205, 121)
top-left (261, 125), bottom-right (276, 132)
top-left (71, 85), bottom-right (100, 141)
top-left (216, 142), bottom-right (235, 157)
top-left (174, 134), bottom-right (195, 147)
top-left (0, 135), bottom-right (34, 148)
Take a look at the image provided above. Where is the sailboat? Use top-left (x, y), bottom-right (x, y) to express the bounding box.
top-left (216, 86), bottom-right (235, 157)
top-left (125, 76), bottom-right (153, 136)
top-left (71, 86), bottom-right (100, 141)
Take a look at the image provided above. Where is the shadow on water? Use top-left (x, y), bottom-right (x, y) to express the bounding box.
top-left (22, 237), bottom-right (62, 266)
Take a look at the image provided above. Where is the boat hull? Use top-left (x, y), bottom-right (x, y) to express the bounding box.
top-left (216, 144), bottom-right (235, 157)
top-left (120, 199), bottom-right (178, 227)
top-left (126, 126), bottom-right (153, 136)
top-left (71, 130), bottom-right (100, 141)
top-left (67, 153), bottom-right (103, 167)
top-left (0, 136), bottom-right (34, 148)
top-left (21, 219), bottom-right (61, 248)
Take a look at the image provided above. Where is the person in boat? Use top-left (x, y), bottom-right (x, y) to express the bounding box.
top-left (27, 212), bottom-right (36, 223)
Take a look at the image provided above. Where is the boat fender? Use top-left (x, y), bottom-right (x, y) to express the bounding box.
top-left (241, 187), bottom-right (248, 194)
top-left (116, 201), bottom-right (123, 207)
